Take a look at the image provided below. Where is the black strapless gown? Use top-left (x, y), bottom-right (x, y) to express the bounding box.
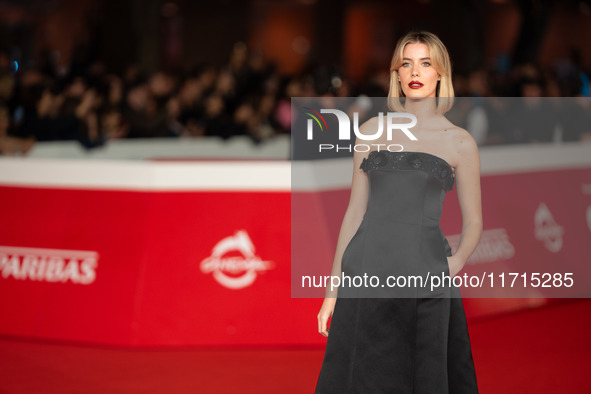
top-left (315, 151), bottom-right (479, 394)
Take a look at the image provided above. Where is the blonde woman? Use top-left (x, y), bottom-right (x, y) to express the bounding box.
top-left (315, 30), bottom-right (481, 393)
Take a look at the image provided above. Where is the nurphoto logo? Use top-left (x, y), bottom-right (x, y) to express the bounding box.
top-left (304, 108), bottom-right (419, 153)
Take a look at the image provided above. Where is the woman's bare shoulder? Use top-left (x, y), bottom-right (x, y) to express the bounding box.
top-left (446, 125), bottom-right (479, 165)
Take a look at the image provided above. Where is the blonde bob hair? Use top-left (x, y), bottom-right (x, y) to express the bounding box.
top-left (387, 30), bottom-right (454, 114)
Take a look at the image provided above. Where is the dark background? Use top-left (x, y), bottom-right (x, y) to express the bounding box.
top-left (1, 0), bottom-right (589, 83)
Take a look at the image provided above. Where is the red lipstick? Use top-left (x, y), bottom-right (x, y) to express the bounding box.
top-left (409, 80), bottom-right (423, 89)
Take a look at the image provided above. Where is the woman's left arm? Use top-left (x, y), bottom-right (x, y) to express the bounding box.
top-left (448, 130), bottom-right (483, 277)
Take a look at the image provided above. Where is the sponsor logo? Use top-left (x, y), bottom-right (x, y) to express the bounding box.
top-left (200, 230), bottom-right (273, 289)
top-left (534, 202), bottom-right (564, 253)
top-left (448, 228), bottom-right (515, 264)
top-left (0, 246), bottom-right (98, 284)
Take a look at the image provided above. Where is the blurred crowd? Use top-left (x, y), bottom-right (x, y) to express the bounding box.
top-left (0, 42), bottom-right (590, 155)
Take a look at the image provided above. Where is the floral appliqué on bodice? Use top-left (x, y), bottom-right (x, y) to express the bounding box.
top-left (360, 151), bottom-right (455, 192)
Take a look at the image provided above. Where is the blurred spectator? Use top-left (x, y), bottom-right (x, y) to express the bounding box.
top-left (0, 49), bottom-right (15, 102)
top-left (515, 77), bottom-right (558, 144)
top-left (1, 42), bottom-right (591, 157)
top-left (558, 97), bottom-right (591, 142)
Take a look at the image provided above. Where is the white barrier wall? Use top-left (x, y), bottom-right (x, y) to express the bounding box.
top-left (25, 136), bottom-right (291, 160)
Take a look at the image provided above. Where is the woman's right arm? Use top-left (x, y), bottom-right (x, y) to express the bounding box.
top-left (317, 121), bottom-right (375, 337)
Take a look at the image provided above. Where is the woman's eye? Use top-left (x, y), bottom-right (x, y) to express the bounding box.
top-left (422, 62), bottom-right (431, 66)
top-left (402, 62), bottom-right (410, 67)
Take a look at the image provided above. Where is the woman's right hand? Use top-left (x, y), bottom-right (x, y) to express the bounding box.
top-left (317, 298), bottom-right (337, 338)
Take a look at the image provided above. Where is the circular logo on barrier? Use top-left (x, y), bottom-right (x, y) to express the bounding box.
top-left (534, 202), bottom-right (564, 253)
top-left (200, 230), bottom-right (273, 289)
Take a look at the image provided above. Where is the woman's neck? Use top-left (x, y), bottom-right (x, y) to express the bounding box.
top-left (402, 97), bottom-right (437, 118)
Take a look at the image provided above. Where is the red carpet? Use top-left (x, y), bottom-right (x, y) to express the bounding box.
top-left (1, 299), bottom-right (589, 393)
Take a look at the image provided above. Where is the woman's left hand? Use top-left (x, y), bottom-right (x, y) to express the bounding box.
top-left (446, 255), bottom-right (465, 277)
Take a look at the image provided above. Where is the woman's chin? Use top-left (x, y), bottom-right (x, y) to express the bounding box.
top-left (402, 94), bottom-right (436, 100)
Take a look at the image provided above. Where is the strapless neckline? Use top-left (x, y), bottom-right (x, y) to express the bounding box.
top-left (367, 150), bottom-right (454, 176)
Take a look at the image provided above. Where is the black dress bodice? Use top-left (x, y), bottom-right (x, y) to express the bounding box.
top-left (360, 150), bottom-right (455, 192)
top-left (359, 151), bottom-right (455, 240)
